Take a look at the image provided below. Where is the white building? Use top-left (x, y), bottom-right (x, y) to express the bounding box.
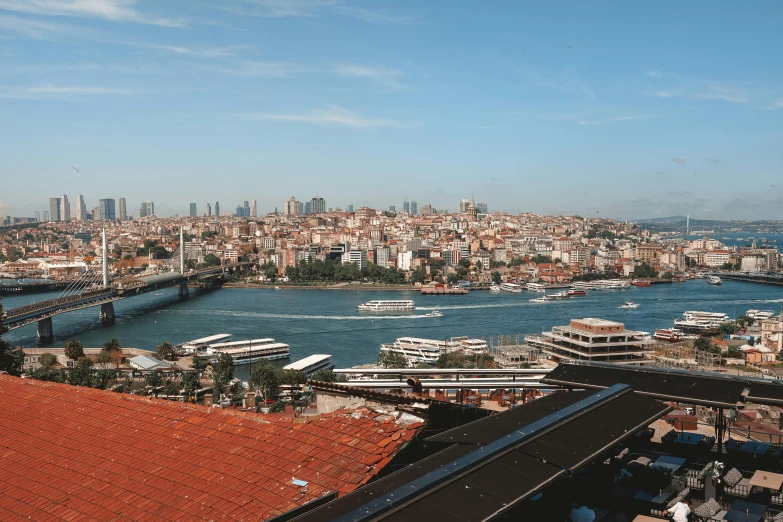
top-left (398, 251), bottom-right (413, 271)
top-left (343, 250), bottom-right (367, 271)
top-left (703, 250), bottom-right (730, 267)
top-left (376, 247), bottom-right (391, 268)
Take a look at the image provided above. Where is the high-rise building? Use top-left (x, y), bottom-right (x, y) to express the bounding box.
top-left (403, 201), bottom-right (410, 214)
top-left (34, 211), bottom-right (40, 221)
top-left (284, 196), bottom-right (299, 215)
top-left (43, 211), bottom-right (49, 221)
top-left (144, 201), bottom-right (154, 217)
top-left (139, 203), bottom-right (147, 218)
top-left (347, 205), bottom-right (354, 213)
top-left (207, 203), bottom-right (212, 217)
top-left (118, 198), bottom-right (127, 221)
top-left (477, 203), bottom-right (488, 214)
top-left (250, 200), bottom-right (257, 217)
top-left (59, 194), bottom-right (70, 222)
top-left (304, 201), bottom-right (311, 214)
top-left (75, 195), bottom-right (86, 221)
top-left (410, 201), bottom-right (418, 215)
top-left (389, 205), bottom-right (396, 212)
top-left (190, 203), bottom-right (197, 217)
top-left (459, 198), bottom-right (470, 212)
top-left (310, 197), bottom-right (325, 214)
top-left (236, 205), bottom-right (243, 217)
top-left (215, 202), bottom-right (220, 217)
top-left (98, 199), bottom-right (116, 221)
top-left (49, 198), bottom-right (61, 222)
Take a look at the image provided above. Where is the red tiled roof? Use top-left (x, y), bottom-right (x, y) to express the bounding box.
top-left (0, 375), bottom-right (418, 521)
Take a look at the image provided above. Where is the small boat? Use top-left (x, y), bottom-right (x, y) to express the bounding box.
top-left (707, 276), bottom-right (722, 285)
top-left (654, 328), bottom-right (685, 342)
top-left (274, 286), bottom-right (282, 290)
top-left (545, 291), bottom-right (571, 300)
top-left (490, 284), bottom-right (501, 292)
top-left (566, 289), bottom-right (586, 297)
top-left (620, 301), bottom-right (640, 309)
top-left (529, 297), bottom-right (548, 303)
top-left (632, 280), bottom-right (651, 287)
top-left (425, 310), bottom-right (443, 317)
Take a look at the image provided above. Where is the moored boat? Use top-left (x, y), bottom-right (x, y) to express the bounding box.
top-left (632, 280), bottom-right (652, 287)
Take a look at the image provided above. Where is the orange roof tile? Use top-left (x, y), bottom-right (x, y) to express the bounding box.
top-left (0, 375), bottom-right (418, 521)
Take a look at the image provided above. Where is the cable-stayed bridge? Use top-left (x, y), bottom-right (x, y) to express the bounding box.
top-left (1, 229), bottom-right (252, 342)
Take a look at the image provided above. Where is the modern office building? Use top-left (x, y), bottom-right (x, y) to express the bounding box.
top-left (215, 202), bottom-right (220, 217)
top-left (190, 203), bottom-right (197, 217)
top-left (250, 200), bottom-right (257, 217)
top-left (75, 195), bottom-right (86, 221)
top-left (376, 247), bottom-right (391, 268)
top-left (43, 211), bottom-right (49, 221)
top-left (389, 205), bottom-right (396, 212)
top-left (284, 196), bottom-right (300, 215)
top-left (59, 194), bottom-right (70, 222)
top-left (459, 198), bottom-right (470, 212)
top-left (477, 203), bottom-right (488, 214)
top-left (118, 198), bottom-right (127, 221)
top-left (98, 199), bottom-right (116, 221)
top-left (304, 201), bottom-right (311, 214)
top-left (343, 250), bottom-right (367, 271)
top-left (34, 211), bottom-right (40, 221)
top-left (410, 201), bottom-right (418, 215)
top-left (311, 197), bottom-right (326, 214)
top-left (49, 198), bottom-right (61, 222)
top-left (139, 203), bottom-right (147, 218)
top-left (403, 201), bottom-right (410, 214)
top-left (347, 205), bottom-right (354, 213)
top-left (206, 203), bottom-right (212, 217)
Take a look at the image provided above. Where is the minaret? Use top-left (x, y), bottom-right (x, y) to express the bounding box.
top-left (101, 228), bottom-right (109, 288)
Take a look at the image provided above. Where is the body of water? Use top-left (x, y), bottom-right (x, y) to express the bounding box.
top-left (677, 232), bottom-right (783, 248)
top-left (3, 281), bottom-right (783, 370)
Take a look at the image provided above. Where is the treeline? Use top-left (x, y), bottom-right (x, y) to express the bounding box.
top-left (284, 258), bottom-right (408, 284)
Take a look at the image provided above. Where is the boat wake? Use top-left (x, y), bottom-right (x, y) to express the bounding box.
top-left (156, 309), bottom-right (433, 321)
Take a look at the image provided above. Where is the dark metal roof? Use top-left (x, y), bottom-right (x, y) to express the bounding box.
top-left (287, 384), bottom-right (671, 522)
top-left (137, 273), bottom-right (185, 285)
top-left (542, 362), bottom-right (748, 408)
top-left (745, 381), bottom-right (783, 406)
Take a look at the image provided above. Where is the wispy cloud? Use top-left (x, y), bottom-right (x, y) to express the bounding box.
top-left (0, 84), bottom-right (133, 99)
top-left (0, 0), bottom-right (185, 27)
top-left (694, 85), bottom-right (748, 104)
top-left (222, 61), bottom-right (301, 77)
top-left (646, 70), bottom-right (663, 78)
top-left (671, 158), bottom-right (686, 165)
top-left (647, 71), bottom-right (749, 105)
top-left (213, 0), bottom-right (415, 25)
top-left (577, 115), bottom-right (648, 126)
top-left (245, 105), bottom-right (403, 128)
top-left (763, 98), bottom-right (783, 111)
top-left (334, 64), bottom-right (406, 89)
top-left (130, 42), bottom-right (254, 59)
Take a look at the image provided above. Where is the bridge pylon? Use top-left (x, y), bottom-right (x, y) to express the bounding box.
top-left (180, 227), bottom-right (185, 274)
top-left (102, 228), bottom-right (109, 289)
top-left (37, 317), bottom-right (53, 343)
top-left (100, 302), bottom-right (116, 324)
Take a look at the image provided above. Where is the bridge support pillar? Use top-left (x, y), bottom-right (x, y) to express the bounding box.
top-left (178, 281), bottom-right (189, 299)
top-left (37, 317), bottom-right (53, 343)
top-left (100, 302), bottom-right (116, 324)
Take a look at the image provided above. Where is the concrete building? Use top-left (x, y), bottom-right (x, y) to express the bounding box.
top-left (403, 201), bottom-right (410, 214)
top-left (189, 203), bottom-right (197, 217)
top-left (49, 197), bottom-right (61, 222)
top-left (343, 249), bottom-right (367, 271)
top-left (60, 194), bottom-right (70, 222)
top-left (215, 201), bottom-right (220, 217)
top-left (250, 199), bottom-right (257, 217)
top-left (118, 198), bottom-right (127, 221)
top-left (704, 250), bottom-right (731, 267)
top-left (761, 315), bottom-right (783, 354)
top-left (311, 197), bottom-right (326, 214)
top-left (410, 201), bottom-right (418, 215)
top-left (206, 202), bottom-right (212, 217)
top-left (75, 194), bottom-right (86, 221)
top-left (98, 199), bottom-right (115, 221)
top-left (398, 250), bottom-right (413, 271)
top-left (284, 196), bottom-right (299, 215)
top-left (376, 247), bottom-right (390, 268)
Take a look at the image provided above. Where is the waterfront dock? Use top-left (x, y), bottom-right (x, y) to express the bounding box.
top-left (420, 286), bottom-right (468, 295)
top-left (714, 271), bottom-right (783, 286)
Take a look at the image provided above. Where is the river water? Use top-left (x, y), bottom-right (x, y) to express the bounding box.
top-left (3, 280), bottom-right (783, 369)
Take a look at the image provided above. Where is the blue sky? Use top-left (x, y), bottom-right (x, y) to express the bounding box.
top-left (1, 1), bottom-right (782, 220)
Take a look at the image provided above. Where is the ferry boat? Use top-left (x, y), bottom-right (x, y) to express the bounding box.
top-left (283, 354), bottom-right (333, 377)
top-left (544, 291), bottom-right (571, 301)
top-left (566, 289), bottom-right (586, 297)
top-left (682, 311), bottom-right (730, 324)
top-left (181, 334), bottom-right (232, 355)
top-left (707, 275), bottom-right (722, 285)
top-left (198, 338), bottom-right (290, 365)
top-left (380, 336), bottom-right (487, 366)
top-left (570, 282), bottom-right (590, 291)
top-left (673, 319), bottom-right (718, 333)
top-left (357, 300), bottom-right (416, 311)
top-left (632, 280), bottom-right (652, 287)
top-left (451, 336), bottom-right (489, 355)
top-left (499, 282), bottom-right (524, 293)
top-left (747, 310), bottom-right (774, 321)
top-left (620, 301), bottom-right (640, 309)
top-left (654, 328), bottom-right (685, 342)
top-left (526, 282), bottom-right (546, 293)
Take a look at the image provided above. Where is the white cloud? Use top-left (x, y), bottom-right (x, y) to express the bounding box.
top-left (694, 85), bottom-right (748, 104)
top-left (334, 64), bottom-right (406, 89)
top-left (762, 98), bottom-right (783, 111)
top-left (246, 105), bottom-right (402, 128)
top-left (212, 0), bottom-right (414, 24)
top-left (223, 61), bottom-right (300, 77)
top-left (0, 84), bottom-right (133, 98)
top-left (577, 115), bottom-right (648, 125)
top-left (0, 0), bottom-right (184, 27)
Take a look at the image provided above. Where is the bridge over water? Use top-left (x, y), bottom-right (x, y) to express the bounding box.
top-left (1, 229), bottom-right (253, 342)
top-left (713, 271), bottom-right (783, 286)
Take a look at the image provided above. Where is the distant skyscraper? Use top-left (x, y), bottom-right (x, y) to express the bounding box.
top-left (98, 199), bottom-right (116, 221)
top-left (459, 198), bottom-right (470, 212)
top-left (389, 205), bottom-right (396, 212)
top-left (284, 196), bottom-right (299, 215)
top-left (34, 211), bottom-right (40, 221)
top-left (347, 205), bottom-right (354, 213)
top-left (206, 203), bottom-right (212, 217)
top-left (311, 197), bottom-right (325, 214)
top-left (139, 203), bottom-right (147, 218)
top-left (75, 194), bottom-right (86, 221)
top-left (477, 203), bottom-right (488, 214)
top-left (189, 203), bottom-right (197, 217)
top-left (144, 201), bottom-right (154, 217)
top-left (410, 201), bottom-right (418, 215)
top-left (403, 201), bottom-right (410, 214)
top-left (250, 200), bottom-right (257, 217)
top-left (304, 201), bottom-right (311, 214)
top-left (43, 210), bottom-right (49, 221)
top-left (118, 198), bottom-right (127, 221)
top-left (60, 195), bottom-right (70, 222)
top-left (215, 201), bottom-right (220, 217)
top-left (236, 205), bottom-right (243, 217)
top-left (49, 198), bottom-right (61, 222)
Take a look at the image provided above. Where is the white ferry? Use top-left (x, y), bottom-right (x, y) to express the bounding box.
top-left (544, 291), bottom-right (571, 301)
top-left (357, 300), bottom-right (416, 311)
top-left (198, 338), bottom-right (290, 365)
top-left (451, 336), bottom-right (489, 355)
top-left (284, 354), bottom-right (333, 377)
top-left (654, 328), bottom-right (685, 342)
top-left (181, 334), bottom-right (232, 355)
top-left (526, 282), bottom-right (546, 293)
top-left (673, 319), bottom-right (718, 333)
top-left (490, 284), bottom-right (502, 292)
top-left (380, 338), bottom-right (441, 366)
top-left (747, 310), bottom-right (774, 321)
top-left (499, 282), bottom-right (524, 293)
top-left (682, 311), bottom-right (730, 324)
top-left (707, 275), bottom-right (722, 285)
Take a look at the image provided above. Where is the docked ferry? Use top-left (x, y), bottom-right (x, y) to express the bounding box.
top-left (526, 282), bottom-right (546, 293)
top-left (181, 334), bottom-right (232, 355)
top-left (632, 280), bottom-right (652, 287)
top-left (380, 336), bottom-right (488, 366)
top-left (682, 311), bottom-right (730, 324)
top-left (197, 338), bottom-right (290, 365)
top-left (357, 300), bottom-right (416, 311)
top-left (499, 282), bottom-right (524, 293)
top-left (654, 328), bottom-right (686, 342)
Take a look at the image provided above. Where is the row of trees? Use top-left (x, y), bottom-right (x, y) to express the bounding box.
top-left (283, 258), bottom-right (408, 285)
top-left (378, 349), bottom-right (497, 370)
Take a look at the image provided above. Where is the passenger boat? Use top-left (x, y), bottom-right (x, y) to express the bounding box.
top-left (357, 300), bottom-right (416, 311)
top-left (529, 297), bottom-right (548, 303)
top-left (673, 319), bottom-right (718, 333)
top-left (380, 336), bottom-right (487, 366)
top-left (198, 338), bottom-right (290, 365)
top-left (499, 282), bottom-right (524, 293)
top-left (566, 289), bottom-right (586, 297)
top-left (181, 334), bottom-right (232, 355)
top-left (654, 328), bottom-right (685, 342)
top-left (490, 284), bottom-right (501, 292)
top-left (620, 301), bottom-right (640, 309)
top-left (707, 275), bottom-right (722, 285)
top-left (283, 354), bottom-right (333, 377)
top-left (682, 311), bottom-right (730, 323)
top-left (632, 280), bottom-right (652, 287)
top-left (424, 310), bottom-right (443, 317)
top-left (544, 291), bottom-right (570, 300)
top-left (451, 336), bottom-right (489, 355)
top-left (746, 310), bottom-right (774, 321)
top-left (526, 282), bottom-right (546, 293)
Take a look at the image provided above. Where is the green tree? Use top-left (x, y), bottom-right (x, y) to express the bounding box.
top-left (269, 400), bottom-right (286, 413)
top-left (39, 352), bottom-right (57, 369)
top-left (280, 369), bottom-right (306, 399)
top-left (248, 359), bottom-right (280, 403)
top-left (634, 262), bottom-right (658, 278)
top-left (491, 270), bottom-right (502, 284)
top-left (103, 338), bottom-right (122, 355)
top-left (204, 254), bottom-right (221, 267)
top-left (70, 356), bottom-right (94, 387)
top-left (736, 315), bottom-right (754, 329)
top-left (458, 258), bottom-right (471, 269)
top-left (475, 260), bottom-right (483, 271)
top-left (694, 337), bottom-right (720, 354)
top-left (727, 345), bottom-right (742, 359)
top-left (182, 371), bottom-right (200, 401)
top-left (156, 341), bottom-right (175, 360)
top-left (662, 272), bottom-right (674, 280)
top-left (191, 357), bottom-right (207, 371)
top-left (378, 350), bottom-right (408, 369)
top-left (144, 372), bottom-right (164, 397)
top-left (285, 265), bottom-right (299, 282)
top-left (93, 369), bottom-right (116, 390)
top-left (211, 352), bottom-right (235, 398)
top-left (264, 265), bottom-right (278, 282)
top-left (718, 323), bottom-right (737, 337)
top-left (410, 268), bottom-right (427, 284)
top-left (163, 379), bottom-right (180, 397)
top-left (95, 349), bottom-right (113, 369)
top-left (311, 368), bottom-right (336, 382)
top-left (64, 338), bottom-right (85, 361)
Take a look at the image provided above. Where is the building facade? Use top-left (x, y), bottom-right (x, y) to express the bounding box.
top-left (98, 199), bottom-right (116, 221)
top-left (118, 198), bottom-right (127, 221)
top-left (49, 198), bottom-right (61, 222)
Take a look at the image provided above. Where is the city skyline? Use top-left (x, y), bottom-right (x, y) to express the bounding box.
top-left (0, 2), bottom-right (781, 220)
